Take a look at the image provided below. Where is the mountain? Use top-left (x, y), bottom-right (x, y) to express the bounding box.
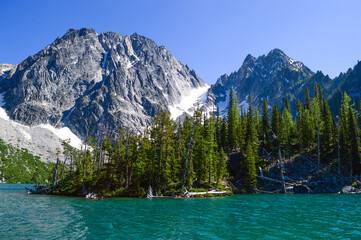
top-left (0, 28), bottom-right (208, 139)
top-left (208, 49), bottom-right (349, 114)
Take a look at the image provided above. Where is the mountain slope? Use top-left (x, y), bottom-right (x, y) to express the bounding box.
top-left (0, 28), bottom-right (207, 139)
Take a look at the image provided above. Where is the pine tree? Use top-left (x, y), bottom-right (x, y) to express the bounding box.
top-left (295, 99), bottom-right (303, 149)
top-left (285, 95), bottom-right (290, 112)
top-left (216, 148), bottom-right (227, 185)
top-left (245, 93), bottom-right (257, 149)
top-left (300, 108), bottom-right (314, 149)
top-left (242, 142), bottom-right (257, 192)
top-left (305, 87), bottom-right (311, 111)
top-left (340, 93), bottom-right (351, 164)
top-left (348, 106), bottom-right (361, 175)
top-left (359, 100), bottom-right (361, 128)
top-left (227, 88), bottom-right (240, 150)
top-left (271, 104), bottom-right (280, 136)
top-left (220, 117), bottom-right (227, 150)
top-left (321, 99), bottom-right (334, 152)
top-left (261, 97), bottom-right (271, 151)
top-left (151, 110), bottom-right (176, 192)
top-left (215, 106), bottom-right (221, 149)
top-left (279, 107), bottom-right (295, 157)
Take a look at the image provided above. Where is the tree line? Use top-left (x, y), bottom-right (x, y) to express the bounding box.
top-left (53, 106), bottom-right (228, 197)
top-left (52, 83), bottom-right (361, 196)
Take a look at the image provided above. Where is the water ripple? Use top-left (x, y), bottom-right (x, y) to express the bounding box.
top-left (2, 184), bottom-right (361, 239)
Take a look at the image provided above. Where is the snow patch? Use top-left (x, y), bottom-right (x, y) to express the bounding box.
top-left (39, 124), bottom-right (83, 149)
top-left (216, 90), bottom-right (230, 115)
top-left (102, 52), bottom-right (108, 68)
top-left (0, 106), bottom-right (83, 150)
top-left (169, 85), bottom-right (210, 119)
top-left (19, 128), bottom-right (32, 140)
top-left (0, 106), bottom-right (9, 121)
top-left (285, 78), bottom-right (289, 83)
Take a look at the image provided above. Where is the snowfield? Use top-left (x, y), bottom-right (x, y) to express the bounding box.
top-left (169, 85), bottom-right (210, 119)
top-left (0, 105), bottom-right (83, 150)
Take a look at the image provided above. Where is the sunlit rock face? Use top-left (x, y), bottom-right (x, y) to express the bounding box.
top-left (0, 28), bottom-right (207, 138)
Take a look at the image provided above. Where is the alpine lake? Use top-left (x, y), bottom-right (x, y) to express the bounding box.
top-left (1, 184), bottom-right (361, 239)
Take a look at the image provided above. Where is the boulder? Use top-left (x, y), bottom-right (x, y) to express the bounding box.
top-left (340, 186), bottom-right (357, 194)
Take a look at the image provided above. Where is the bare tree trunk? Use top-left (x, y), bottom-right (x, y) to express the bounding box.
top-left (52, 156), bottom-right (59, 190)
top-left (279, 148), bottom-right (286, 193)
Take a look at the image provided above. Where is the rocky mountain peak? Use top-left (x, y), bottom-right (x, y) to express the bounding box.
top-left (209, 49), bottom-right (315, 114)
top-left (0, 28), bottom-right (207, 139)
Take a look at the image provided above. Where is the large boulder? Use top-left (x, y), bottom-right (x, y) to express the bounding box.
top-left (340, 186), bottom-right (358, 194)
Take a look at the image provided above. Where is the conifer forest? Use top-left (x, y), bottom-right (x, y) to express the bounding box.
top-left (50, 83), bottom-right (361, 197)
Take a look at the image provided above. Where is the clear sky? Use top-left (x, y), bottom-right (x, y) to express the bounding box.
top-left (1, 0), bottom-right (361, 84)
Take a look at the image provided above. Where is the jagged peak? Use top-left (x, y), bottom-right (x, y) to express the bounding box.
top-left (62, 28), bottom-right (98, 40)
top-left (244, 54), bottom-right (256, 63)
top-left (268, 48), bottom-right (286, 56)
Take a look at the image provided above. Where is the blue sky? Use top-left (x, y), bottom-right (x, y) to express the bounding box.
top-left (1, 0), bottom-right (361, 84)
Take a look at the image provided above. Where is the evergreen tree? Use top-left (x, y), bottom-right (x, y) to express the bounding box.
top-left (216, 148), bottom-right (227, 185)
top-left (359, 100), bottom-right (361, 128)
top-left (242, 142), bottom-right (257, 192)
top-left (295, 99), bottom-right (303, 149)
top-left (348, 106), bottom-right (361, 175)
top-left (227, 88), bottom-right (240, 150)
top-left (220, 117), bottom-right (227, 150)
top-left (151, 110), bottom-right (176, 192)
top-left (285, 95), bottom-right (290, 112)
top-left (340, 93), bottom-right (352, 164)
top-left (271, 104), bottom-right (280, 136)
top-left (300, 108), bottom-right (314, 149)
top-left (321, 99), bottom-right (334, 152)
top-left (261, 97), bottom-right (271, 151)
top-left (245, 93), bottom-right (258, 149)
top-left (279, 107), bottom-right (295, 157)
top-left (305, 87), bottom-right (311, 111)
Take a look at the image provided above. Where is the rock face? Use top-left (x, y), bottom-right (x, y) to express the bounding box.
top-left (209, 49), bottom-right (315, 114)
top-left (0, 64), bottom-right (13, 76)
top-left (0, 28), bottom-right (207, 139)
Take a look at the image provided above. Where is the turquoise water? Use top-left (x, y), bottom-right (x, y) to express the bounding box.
top-left (1, 184), bottom-right (361, 239)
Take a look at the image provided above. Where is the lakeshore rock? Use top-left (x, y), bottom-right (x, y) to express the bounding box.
top-left (340, 186), bottom-right (358, 194)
